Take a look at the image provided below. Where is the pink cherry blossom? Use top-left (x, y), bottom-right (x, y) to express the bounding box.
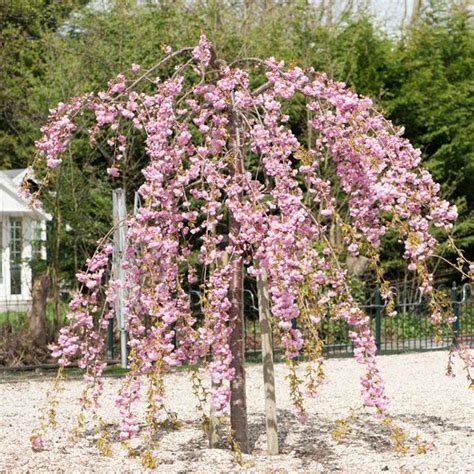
top-left (30, 35), bottom-right (472, 452)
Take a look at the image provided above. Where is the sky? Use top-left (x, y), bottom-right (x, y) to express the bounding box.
top-left (86, 0), bottom-right (472, 34)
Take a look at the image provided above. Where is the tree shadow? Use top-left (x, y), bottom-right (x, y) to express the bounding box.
top-left (73, 409), bottom-right (472, 470)
top-left (248, 409), bottom-right (341, 469)
top-left (395, 413), bottom-right (473, 436)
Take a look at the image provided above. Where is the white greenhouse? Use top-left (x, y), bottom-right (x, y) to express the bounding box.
top-left (0, 169), bottom-right (49, 312)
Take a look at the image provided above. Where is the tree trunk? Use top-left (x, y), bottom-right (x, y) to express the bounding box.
top-left (228, 108), bottom-right (249, 453)
top-left (411, 0), bottom-right (422, 24)
top-left (30, 274), bottom-right (50, 346)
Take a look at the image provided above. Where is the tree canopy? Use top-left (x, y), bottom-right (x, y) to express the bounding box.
top-left (1, 0), bottom-right (472, 282)
top-left (29, 34), bottom-right (472, 464)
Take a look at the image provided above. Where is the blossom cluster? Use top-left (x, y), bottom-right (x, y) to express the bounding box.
top-left (31, 35), bottom-right (470, 452)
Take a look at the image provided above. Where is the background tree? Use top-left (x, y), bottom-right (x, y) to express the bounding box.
top-left (384, 6), bottom-right (474, 263)
top-left (0, 0), bottom-right (89, 167)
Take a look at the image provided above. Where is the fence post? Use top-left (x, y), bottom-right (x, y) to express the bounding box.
top-left (107, 318), bottom-right (114, 360)
top-left (451, 282), bottom-right (460, 346)
top-left (113, 188), bottom-right (128, 369)
top-left (375, 286), bottom-right (382, 351)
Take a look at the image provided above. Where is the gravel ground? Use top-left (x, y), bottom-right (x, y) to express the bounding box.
top-left (1, 351), bottom-right (473, 473)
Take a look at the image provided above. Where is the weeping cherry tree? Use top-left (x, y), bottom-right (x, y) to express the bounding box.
top-left (28, 36), bottom-right (473, 466)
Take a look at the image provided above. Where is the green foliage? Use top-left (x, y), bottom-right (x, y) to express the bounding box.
top-left (0, 0), bottom-right (472, 283)
top-left (383, 6), bottom-right (474, 261)
top-left (0, 0), bottom-right (88, 167)
top-left (0, 300), bottom-right (68, 327)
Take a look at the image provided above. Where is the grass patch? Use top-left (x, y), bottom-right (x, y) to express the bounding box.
top-left (0, 301), bottom-right (69, 327)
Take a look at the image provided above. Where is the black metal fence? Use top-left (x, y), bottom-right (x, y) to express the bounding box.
top-left (243, 282), bottom-right (474, 359)
top-left (104, 282), bottom-right (473, 362)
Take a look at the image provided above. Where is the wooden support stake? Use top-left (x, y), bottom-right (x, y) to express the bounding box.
top-left (257, 267), bottom-right (279, 455)
top-left (208, 383), bottom-right (219, 448)
top-left (208, 224), bottom-right (220, 449)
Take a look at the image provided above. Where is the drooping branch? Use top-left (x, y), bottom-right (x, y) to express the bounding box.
top-left (29, 34), bottom-right (472, 463)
